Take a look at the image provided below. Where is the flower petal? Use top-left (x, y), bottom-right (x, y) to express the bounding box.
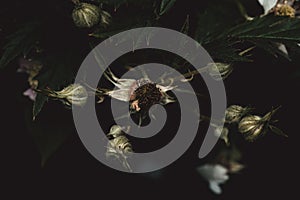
top-left (107, 89), bottom-right (132, 102)
top-left (23, 88), bottom-right (36, 101)
top-left (258, 0), bottom-right (277, 14)
top-left (209, 181), bottom-right (222, 194)
top-left (277, 43), bottom-right (288, 55)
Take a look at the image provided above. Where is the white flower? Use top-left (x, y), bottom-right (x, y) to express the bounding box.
top-left (196, 164), bottom-right (229, 194)
top-left (103, 69), bottom-right (176, 111)
top-left (258, 0), bottom-right (278, 14)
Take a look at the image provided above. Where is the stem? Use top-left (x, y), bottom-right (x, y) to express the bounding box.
top-left (172, 65), bottom-right (209, 82)
top-left (235, 0), bottom-right (254, 21)
top-left (239, 46), bottom-right (255, 56)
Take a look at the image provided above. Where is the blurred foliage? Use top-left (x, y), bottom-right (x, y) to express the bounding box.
top-left (0, 21), bottom-right (41, 68)
top-left (0, 0), bottom-right (298, 165)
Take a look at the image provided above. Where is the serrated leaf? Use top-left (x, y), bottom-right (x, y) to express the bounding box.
top-left (25, 104), bottom-right (73, 166)
top-left (194, 0), bottom-right (250, 62)
top-left (195, 0), bottom-right (245, 44)
top-left (217, 15), bottom-right (300, 60)
top-left (204, 40), bottom-right (252, 63)
top-left (224, 15), bottom-right (300, 43)
top-left (0, 21), bottom-right (41, 69)
top-left (159, 0), bottom-right (176, 16)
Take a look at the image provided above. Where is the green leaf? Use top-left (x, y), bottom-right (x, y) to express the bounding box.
top-left (194, 0), bottom-right (249, 62)
top-left (159, 0), bottom-right (176, 16)
top-left (251, 40), bottom-right (291, 60)
top-left (204, 40), bottom-right (253, 63)
top-left (195, 0), bottom-right (245, 44)
top-left (33, 94), bottom-right (48, 121)
top-left (227, 15), bottom-right (300, 42)
top-left (0, 21), bottom-right (41, 69)
top-left (216, 15), bottom-right (300, 60)
top-left (25, 104), bottom-right (73, 166)
top-left (195, 2), bottom-right (300, 61)
top-left (224, 15), bottom-right (300, 43)
top-left (33, 58), bottom-right (74, 120)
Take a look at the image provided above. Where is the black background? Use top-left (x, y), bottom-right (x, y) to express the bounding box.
top-left (1, 0), bottom-right (293, 199)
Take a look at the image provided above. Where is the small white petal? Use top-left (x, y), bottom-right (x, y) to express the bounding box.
top-left (23, 88), bottom-right (36, 101)
top-left (209, 181), bottom-right (222, 194)
top-left (197, 164), bottom-right (229, 194)
top-left (107, 89), bottom-right (131, 102)
top-left (277, 43), bottom-right (288, 56)
top-left (104, 69), bottom-right (136, 89)
top-left (258, 0), bottom-right (277, 14)
top-left (115, 78), bottom-right (136, 89)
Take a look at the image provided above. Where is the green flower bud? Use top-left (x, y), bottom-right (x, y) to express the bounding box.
top-left (72, 2), bottom-right (110, 28)
top-left (238, 108), bottom-right (277, 142)
top-left (55, 84), bottom-right (88, 106)
top-left (225, 105), bottom-right (251, 124)
top-left (207, 63), bottom-right (233, 81)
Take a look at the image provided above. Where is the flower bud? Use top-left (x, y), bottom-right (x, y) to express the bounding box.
top-left (238, 108), bottom-right (278, 142)
top-left (110, 136), bottom-right (133, 154)
top-left (72, 2), bottom-right (110, 28)
top-left (106, 125), bottom-right (133, 171)
top-left (207, 63), bottom-right (233, 81)
top-left (225, 105), bottom-right (251, 124)
top-left (238, 115), bottom-right (265, 141)
top-left (55, 84), bottom-right (88, 106)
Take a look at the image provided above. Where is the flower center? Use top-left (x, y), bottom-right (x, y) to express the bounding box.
top-left (130, 83), bottom-right (162, 112)
top-left (275, 4), bottom-right (295, 17)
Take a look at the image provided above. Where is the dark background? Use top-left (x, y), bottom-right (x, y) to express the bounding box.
top-left (1, 0), bottom-right (293, 199)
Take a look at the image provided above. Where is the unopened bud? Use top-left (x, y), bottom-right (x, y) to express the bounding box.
top-left (225, 105), bottom-right (251, 124)
top-left (238, 108), bottom-right (277, 141)
top-left (238, 115), bottom-right (265, 141)
top-left (54, 84), bottom-right (88, 106)
top-left (207, 63), bottom-right (233, 81)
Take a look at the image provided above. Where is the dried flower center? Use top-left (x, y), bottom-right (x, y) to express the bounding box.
top-left (275, 4), bottom-right (295, 17)
top-left (130, 83), bottom-right (162, 111)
